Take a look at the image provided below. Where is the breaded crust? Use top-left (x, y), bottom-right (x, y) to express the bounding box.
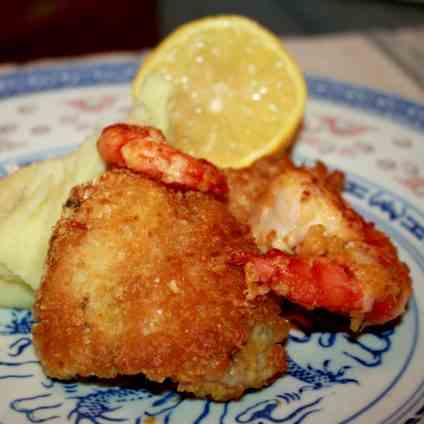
top-left (225, 154), bottom-right (290, 224)
top-left (33, 169), bottom-right (287, 400)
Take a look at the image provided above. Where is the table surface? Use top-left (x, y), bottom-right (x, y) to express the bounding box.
top-left (286, 28), bottom-right (424, 103)
top-left (0, 27), bottom-right (423, 104)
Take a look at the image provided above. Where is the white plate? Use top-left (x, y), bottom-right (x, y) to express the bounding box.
top-left (0, 61), bottom-right (423, 424)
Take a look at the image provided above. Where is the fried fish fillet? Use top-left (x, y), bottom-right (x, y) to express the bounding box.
top-left (32, 169), bottom-right (288, 400)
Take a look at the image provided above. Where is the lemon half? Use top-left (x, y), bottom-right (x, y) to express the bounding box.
top-left (133, 15), bottom-right (307, 169)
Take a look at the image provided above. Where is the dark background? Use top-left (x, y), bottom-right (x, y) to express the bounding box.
top-left (1, 0), bottom-right (423, 63)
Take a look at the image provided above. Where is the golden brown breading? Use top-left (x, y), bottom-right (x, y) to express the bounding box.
top-left (225, 154), bottom-right (290, 224)
top-left (238, 159), bottom-right (412, 330)
top-left (32, 169), bottom-right (288, 400)
top-left (225, 155), bottom-right (344, 229)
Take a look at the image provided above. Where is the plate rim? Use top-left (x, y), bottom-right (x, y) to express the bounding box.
top-left (0, 60), bottom-right (423, 424)
top-left (0, 60), bottom-right (423, 133)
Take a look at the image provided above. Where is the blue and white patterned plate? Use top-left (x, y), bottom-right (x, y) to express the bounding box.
top-left (0, 60), bottom-right (423, 424)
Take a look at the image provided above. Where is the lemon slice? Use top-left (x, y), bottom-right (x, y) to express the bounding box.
top-left (132, 15), bottom-right (307, 169)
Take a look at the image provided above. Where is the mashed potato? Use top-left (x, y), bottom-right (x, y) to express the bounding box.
top-left (0, 134), bottom-right (105, 307)
top-left (0, 73), bottom-right (174, 308)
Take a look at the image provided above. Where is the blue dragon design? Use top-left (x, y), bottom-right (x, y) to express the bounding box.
top-left (0, 308), bottom-right (397, 423)
top-left (67, 387), bottom-right (156, 424)
top-left (0, 308), bottom-right (34, 357)
top-left (0, 309), bottom-right (39, 382)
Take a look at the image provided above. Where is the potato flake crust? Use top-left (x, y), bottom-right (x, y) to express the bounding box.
top-left (33, 169), bottom-right (287, 400)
